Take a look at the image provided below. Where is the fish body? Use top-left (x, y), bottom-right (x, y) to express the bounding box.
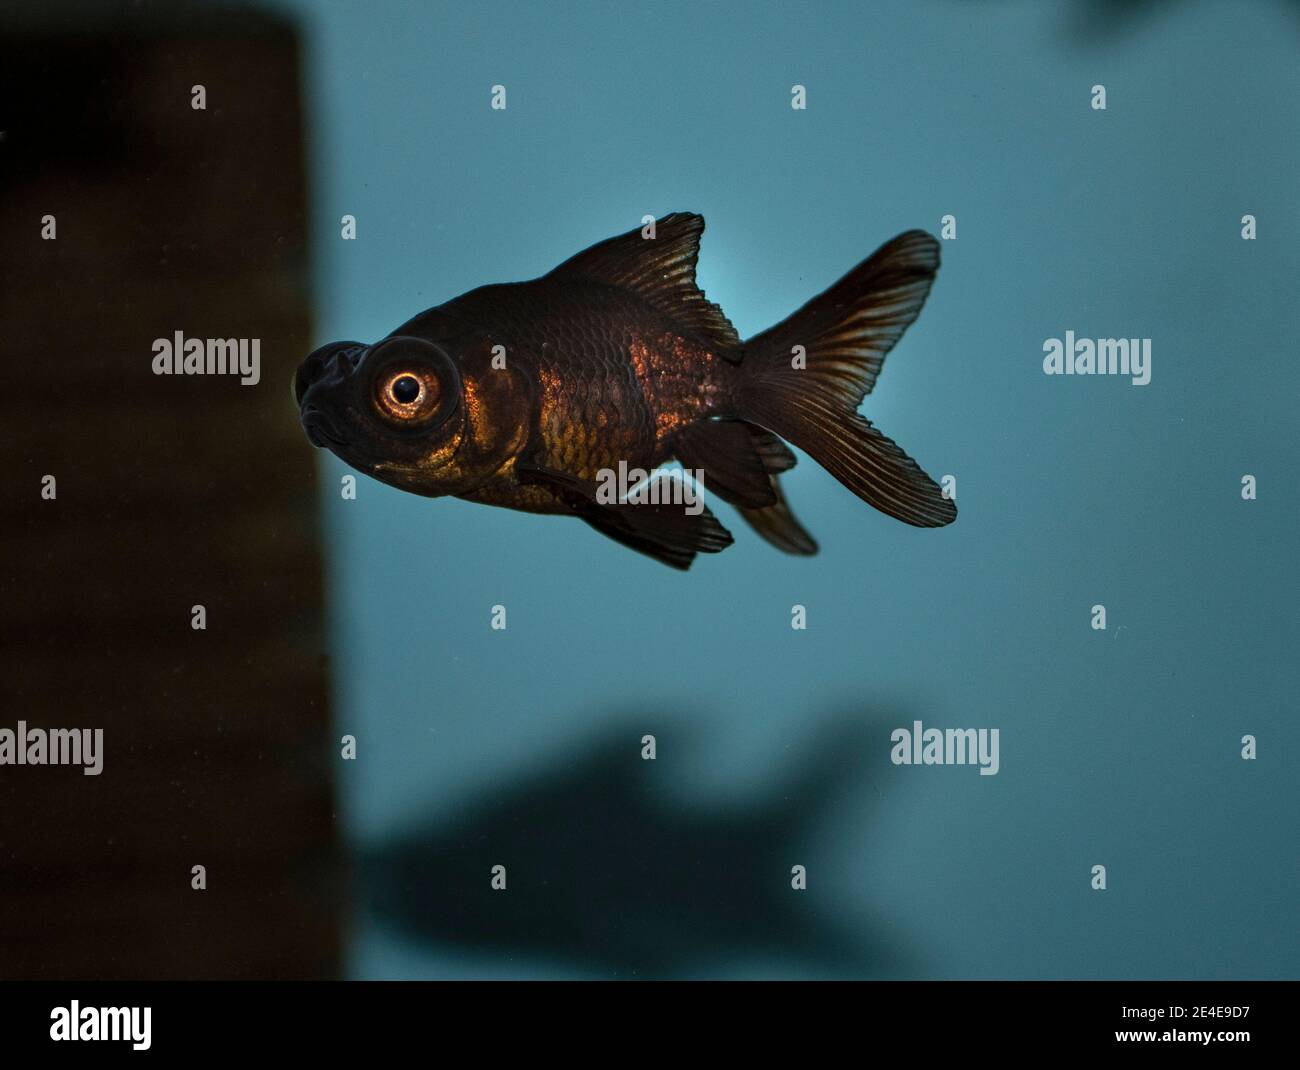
top-left (295, 213), bottom-right (956, 568)
top-left (420, 279), bottom-right (731, 512)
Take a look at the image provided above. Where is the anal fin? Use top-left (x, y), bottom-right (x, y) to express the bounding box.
top-left (738, 475), bottom-right (818, 555)
top-left (674, 420), bottom-right (818, 556)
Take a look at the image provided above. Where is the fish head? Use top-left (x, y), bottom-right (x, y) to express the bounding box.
top-left (294, 334), bottom-right (469, 493)
top-left (295, 330), bottom-right (533, 496)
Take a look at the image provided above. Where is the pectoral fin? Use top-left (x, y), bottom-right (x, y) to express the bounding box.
top-left (516, 460), bottom-right (733, 570)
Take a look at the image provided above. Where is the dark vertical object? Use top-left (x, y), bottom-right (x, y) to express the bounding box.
top-left (0, 8), bottom-right (340, 978)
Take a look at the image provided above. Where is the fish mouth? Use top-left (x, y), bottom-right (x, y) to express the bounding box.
top-left (300, 404), bottom-right (348, 450)
top-left (296, 340), bottom-right (365, 450)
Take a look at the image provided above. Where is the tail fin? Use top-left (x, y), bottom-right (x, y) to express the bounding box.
top-left (737, 230), bottom-right (956, 528)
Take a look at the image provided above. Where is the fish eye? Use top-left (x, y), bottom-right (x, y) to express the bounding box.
top-left (390, 374), bottom-right (422, 405)
top-left (376, 368), bottom-right (439, 420)
top-left (366, 336), bottom-right (461, 430)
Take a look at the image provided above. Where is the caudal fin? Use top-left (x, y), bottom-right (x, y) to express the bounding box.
top-left (737, 230), bottom-right (956, 528)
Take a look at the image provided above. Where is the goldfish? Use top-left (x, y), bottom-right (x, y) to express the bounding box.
top-left (294, 213), bottom-right (956, 568)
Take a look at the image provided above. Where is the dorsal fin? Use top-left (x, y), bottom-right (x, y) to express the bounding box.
top-left (546, 212), bottom-right (742, 352)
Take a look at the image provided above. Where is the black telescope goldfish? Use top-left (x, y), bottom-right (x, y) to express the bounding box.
top-left (294, 213), bottom-right (955, 569)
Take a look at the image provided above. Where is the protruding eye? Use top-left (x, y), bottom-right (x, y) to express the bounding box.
top-left (367, 335), bottom-right (461, 430)
top-left (390, 374), bottom-right (422, 405)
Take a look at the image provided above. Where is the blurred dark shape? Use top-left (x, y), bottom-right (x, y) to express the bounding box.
top-left (1065, 0), bottom-right (1185, 42)
top-left (948, 0), bottom-right (1300, 46)
top-left (0, 5), bottom-right (340, 977)
top-left (1058, 0), bottom-right (1300, 44)
top-left (362, 714), bottom-right (913, 978)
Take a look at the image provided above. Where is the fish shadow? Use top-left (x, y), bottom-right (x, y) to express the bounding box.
top-left (357, 708), bottom-right (924, 978)
top-left (951, 0), bottom-right (1300, 46)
